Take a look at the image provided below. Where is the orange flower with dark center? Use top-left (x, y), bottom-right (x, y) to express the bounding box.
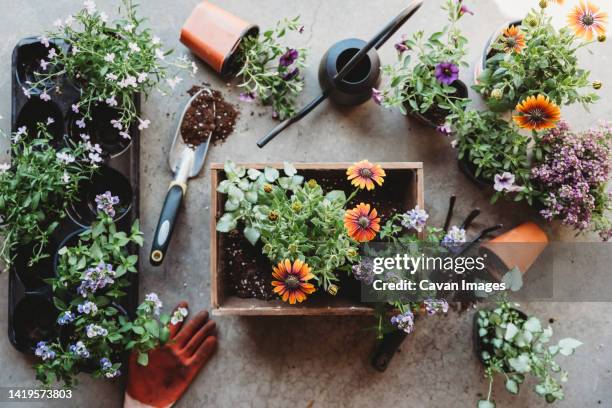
top-left (513, 95), bottom-right (561, 130)
top-left (346, 160), bottom-right (386, 190)
top-left (344, 203), bottom-right (381, 242)
top-left (568, 1), bottom-right (608, 40)
top-left (500, 26), bottom-right (526, 53)
top-left (271, 259), bottom-right (316, 304)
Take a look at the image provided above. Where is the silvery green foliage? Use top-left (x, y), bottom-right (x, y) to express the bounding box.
top-left (476, 300), bottom-right (581, 407)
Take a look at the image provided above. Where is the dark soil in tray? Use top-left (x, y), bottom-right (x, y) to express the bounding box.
top-left (221, 169), bottom-right (414, 300)
top-left (186, 85), bottom-right (238, 146)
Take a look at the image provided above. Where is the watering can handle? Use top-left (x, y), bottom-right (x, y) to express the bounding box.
top-left (257, 0), bottom-right (424, 148)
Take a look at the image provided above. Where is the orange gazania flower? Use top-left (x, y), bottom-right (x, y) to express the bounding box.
top-left (500, 26), bottom-right (526, 53)
top-left (344, 203), bottom-right (381, 242)
top-left (513, 95), bottom-right (561, 131)
top-left (567, 1), bottom-right (608, 40)
top-left (346, 160), bottom-right (386, 190)
top-left (271, 259), bottom-right (316, 304)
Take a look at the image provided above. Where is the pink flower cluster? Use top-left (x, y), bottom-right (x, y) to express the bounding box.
top-left (531, 121), bottom-right (611, 239)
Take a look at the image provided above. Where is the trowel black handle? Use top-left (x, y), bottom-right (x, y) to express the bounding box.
top-left (150, 184), bottom-right (184, 266)
top-left (371, 330), bottom-right (408, 372)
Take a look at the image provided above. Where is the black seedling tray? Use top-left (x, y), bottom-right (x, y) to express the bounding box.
top-left (6, 37), bottom-right (141, 354)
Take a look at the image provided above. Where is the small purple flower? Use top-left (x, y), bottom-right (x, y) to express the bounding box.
top-left (441, 225), bottom-right (466, 248)
top-left (424, 299), bottom-right (449, 315)
top-left (394, 35), bottom-right (409, 53)
top-left (436, 123), bottom-right (453, 137)
top-left (434, 62), bottom-right (459, 86)
top-left (77, 262), bottom-right (116, 297)
top-left (298, 25), bottom-right (304, 34)
top-left (70, 341), bottom-right (90, 358)
top-left (100, 358), bottom-right (112, 370)
top-left (57, 311), bottom-right (75, 325)
top-left (457, 0), bottom-right (474, 16)
top-left (77, 301), bottom-right (98, 315)
top-left (86, 324), bottom-right (108, 338)
top-left (391, 310), bottom-right (415, 334)
top-left (352, 257), bottom-right (375, 285)
top-left (372, 88), bottom-right (384, 105)
top-left (279, 48), bottom-right (299, 67)
top-left (401, 205), bottom-right (429, 232)
top-left (95, 191), bottom-right (120, 217)
top-left (494, 172), bottom-right (522, 193)
top-left (239, 92), bottom-right (256, 103)
top-left (145, 292), bottom-right (163, 315)
top-left (282, 67), bottom-right (300, 81)
top-left (35, 341), bottom-right (56, 361)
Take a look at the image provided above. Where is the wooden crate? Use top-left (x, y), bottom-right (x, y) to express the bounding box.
top-left (210, 162), bottom-right (424, 316)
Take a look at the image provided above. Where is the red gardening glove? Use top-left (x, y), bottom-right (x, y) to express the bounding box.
top-left (124, 302), bottom-right (217, 408)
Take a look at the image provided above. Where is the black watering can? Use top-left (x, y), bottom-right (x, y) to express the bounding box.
top-left (257, 0), bottom-right (424, 148)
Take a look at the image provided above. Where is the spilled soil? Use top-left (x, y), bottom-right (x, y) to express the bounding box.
top-left (184, 85), bottom-right (239, 146)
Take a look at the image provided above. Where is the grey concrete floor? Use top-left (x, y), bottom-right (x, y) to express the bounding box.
top-left (1, 0), bottom-right (612, 407)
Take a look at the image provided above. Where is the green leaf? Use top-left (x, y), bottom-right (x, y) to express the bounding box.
top-left (244, 227), bottom-right (261, 246)
top-left (505, 379), bottom-right (519, 395)
top-left (325, 190), bottom-right (346, 203)
top-left (132, 326), bottom-right (145, 335)
top-left (502, 266), bottom-right (523, 292)
top-left (504, 323), bottom-right (519, 341)
top-left (137, 352), bottom-right (149, 366)
top-left (264, 167), bottom-right (279, 182)
top-left (216, 213), bottom-right (237, 232)
top-left (523, 317), bottom-right (542, 333)
top-left (478, 400), bottom-right (495, 408)
top-left (508, 354), bottom-right (531, 373)
top-left (144, 320), bottom-right (160, 337)
top-left (558, 338), bottom-right (582, 356)
top-left (225, 198), bottom-right (240, 212)
top-left (283, 162), bottom-right (297, 177)
top-left (247, 168), bottom-right (262, 180)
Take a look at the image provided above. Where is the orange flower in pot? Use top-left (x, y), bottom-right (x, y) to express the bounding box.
top-left (180, 1), bottom-right (259, 77)
top-left (479, 222), bottom-right (548, 282)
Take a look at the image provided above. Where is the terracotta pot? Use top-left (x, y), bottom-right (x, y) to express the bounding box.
top-left (480, 222), bottom-right (548, 281)
top-left (180, 1), bottom-right (259, 77)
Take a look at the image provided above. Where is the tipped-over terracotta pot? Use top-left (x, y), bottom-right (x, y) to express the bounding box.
top-left (180, 1), bottom-right (259, 77)
top-left (479, 222), bottom-right (548, 281)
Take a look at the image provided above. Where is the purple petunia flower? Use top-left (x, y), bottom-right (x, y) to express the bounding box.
top-left (434, 62), bottom-right (459, 86)
top-left (395, 35), bottom-right (409, 53)
top-left (279, 48), bottom-right (299, 67)
top-left (493, 172), bottom-right (522, 192)
top-left (282, 67), bottom-right (300, 81)
top-left (239, 92), bottom-right (256, 103)
top-left (372, 88), bottom-right (384, 105)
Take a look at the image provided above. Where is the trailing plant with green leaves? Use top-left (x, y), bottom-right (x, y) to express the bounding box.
top-left (376, 0), bottom-right (471, 119)
top-left (450, 109), bottom-right (537, 204)
top-left (476, 300), bottom-right (582, 408)
top-left (26, 0), bottom-right (194, 131)
top-left (236, 16), bottom-right (307, 120)
top-left (35, 204), bottom-right (175, 387)
top-left (473, 5), bottom-right (601, 113)
top-left (0, 124), bottom-right (94, 267)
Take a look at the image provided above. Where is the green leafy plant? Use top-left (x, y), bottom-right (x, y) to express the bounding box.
top-left (35, 207), bottom-right (172, 387)
top-left (0, 124), bottom-right (94, 267)
top-left (26, 0), bottom-right (193, 130)
top-left (377, 0), bottom-right (470, 121)
top-left (476, 300), bottom-right (582, 407)
top-left (236, 16), bottom-right (307, 120)
top-left (473, 5), bottom-right (600, 112)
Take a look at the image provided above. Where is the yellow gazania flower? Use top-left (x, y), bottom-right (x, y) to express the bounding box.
top-left (513, 95), bottom-right (561, 131)
top-left (271, 259), bottom-right (316, 304)
top-left (500, 26), bottom-right (526, 53)
top-left (567, 1), bottom-right (608, 40)
top-left (346, 160), bottom-right (386, 190)
top-left (344, 203), bottom-right (381, 242)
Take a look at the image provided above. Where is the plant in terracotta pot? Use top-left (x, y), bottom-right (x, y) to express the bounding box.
top-left (473, 1), bottom-right (605, 112)
top-left (24, 0), bottom-right (194, 132)
top-left (35, 198), bottom-right (179, 387)
top-left (235, 17), bottom-right (307, 120)
top-left (531, 121), bottom-right (612, 240)
top-left (376, 0), bottom-right (472, 127)
top-left (0, 123), bottom-right (96, 267)
top-left (475, 299), bottom-right (582, 407)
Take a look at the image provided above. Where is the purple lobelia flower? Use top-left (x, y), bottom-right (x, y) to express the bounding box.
top-left (391, 310), bottom-right (415, 334)
top-left (441, 225), bottom-right (467, 248)
top-left (95, 191), bottom-right (120, 217)
top-left (279, 48), bottom-right (299, 67)
top-left (424, 299), bottom-right (449, 315)
top-left (352, 257), bottom-right (375, 285)
top-left (401, 205), bottom-right (429, 232)
top-left (434, 62), bottom-right (459, 85)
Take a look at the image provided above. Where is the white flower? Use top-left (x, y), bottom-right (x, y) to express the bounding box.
top-left (119, 131), bottom-right (131, 140)
top-left (105, 95), bottom-right (118, 107)
top-left (118, 76), bottom-right (137, 88)
top-left (128, 42), bottom-right (140, 53)
top-left (53, 19), bottom-right (63, 28)
top-left (39, 36), bottom-right (50, 48)
top-left (170, 307), bottom-right (189, 325)
top-left (15, 126), bottom-right (27, 142)
top-left (138, 118), bottom-right (150, 130)
top-left (145, 293), bottom-right (163, 315)
top-left (152, 36), bottom-right (161, 45)
top-left (46, 117), bottom-right (55, 125)
top-left (106, 73), bottom-right (118, 81)
top-left (80, 133), bottom-right (90, 141)
top-left (110, 119), bottom-right (123, 130)
top-left (166, 76), bottom-right (182, 89)
top-left (76, 118), bottom-right (86, 128)
top-left (450, 139), bottom-right (458, 149)
top-left (22, 87), bottom-right (31, 99)
top-left (40, 59), bottom-right (49, 71)
top-left (84, 0), bottom-right (96, 15)
top-left (89, 152), bottom-right (103, 164)
top-left (72, 104), bottom-right (80, 113)
top-left (65, 15), bottom-right (75, 27)
top-left (0, 163), bottom-right (10, 174)
top-left (48, 48), bottom-right (57, 59)
top-left (100, 12), bottom-right (108, 23)
top-left (62, 172), bottom-right (71, 183)
top-left (56, 151), bottom-right (75, 164)
top-left (191, 62), bottom-right (198, 75)
top-left (40, 91), bottom-right (51, 102)
top-left (155, 49), bottom-right (165, 60)
top-left (124, 23), bottom-right (134, 32)
top-left (104, 53), bottom-right (115, 63)
top-left (137, 73), bottom-right (147, 83)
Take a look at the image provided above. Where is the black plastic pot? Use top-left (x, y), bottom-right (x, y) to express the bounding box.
top-left (319, 38), bottom-right (381, 106)
top-left (15, 38), bottom-right (60, 94)
top-left (473, 307), bottom-right (527, 366)
top-left (68, 104), bottom-right (132, 158)
top-left (13, 243), bottom-right (56, 289)
top-left (66, 166), bottom-right (133, 228)
top-left (15, 98), bottom-right (65, 143)
top-left (10, 295), bottom-right (58, 354)
top-left (52, 228), bottom-right (87, 277)
top-left (457, 155), bottom-right (491, 190)
top-left (405, 80), bottom-right (468, 128)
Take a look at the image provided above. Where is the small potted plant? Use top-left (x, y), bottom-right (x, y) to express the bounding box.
top-left (34, 195), bottom-right (181, 387)
top-left (531, 121), bottom-right (612, 240)
top-left (23, 0), bottom-right (195, 136)
top-left (375, 0), bottom-right (472, 128)
top-left (474, 1), bottom-right (605, 112)
top-left (0, 123), bottom-right (96, 268)
top-left (475, 299), bottom-right (582, 407)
